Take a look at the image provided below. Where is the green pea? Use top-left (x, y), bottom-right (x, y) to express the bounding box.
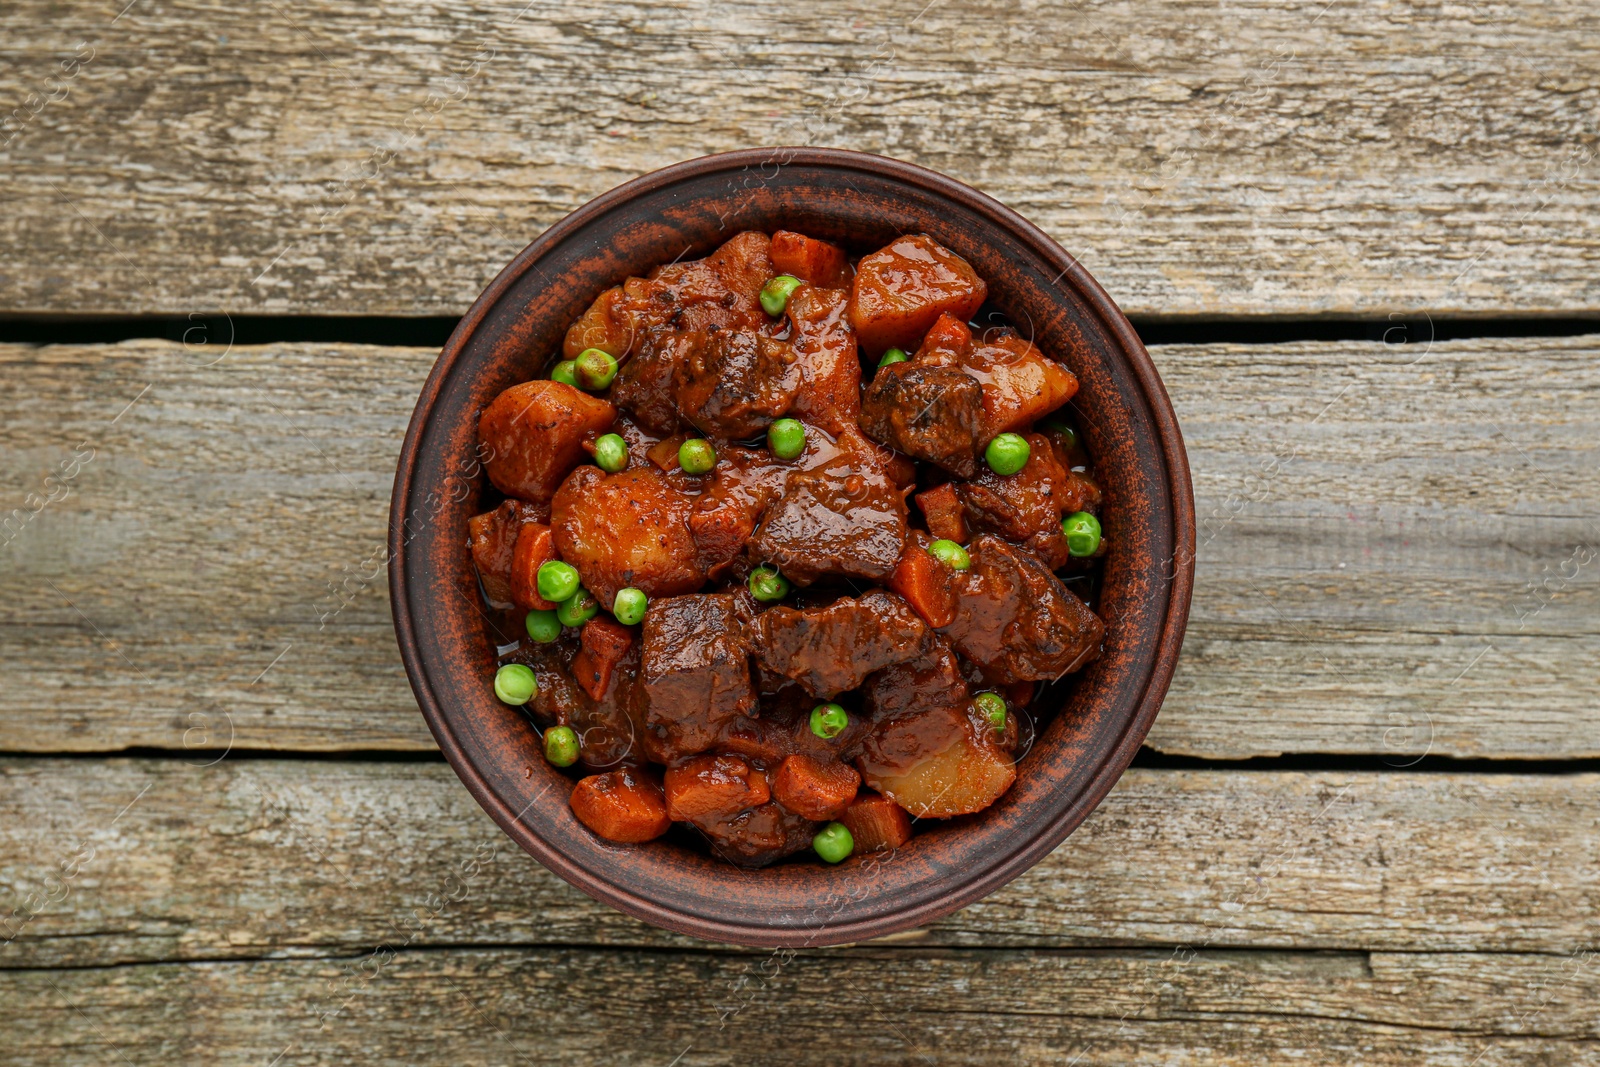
top-left (928, 539), bottom-right (971, 571)
top-left (1042, 419), bottom-right (1077, 451)
top-left (556, 586), bottom-right (600, 627)
top-left (985, 432), bottom-right (1031, 476)
top-left (574, 348), bottom-right (618, 391)
top-left (543, 725), bottom-right (580, 767)
top-left (612, 586), bottom-right (648, 626)
top-left (550, 360), bottom-right (579, 387)
top-left (678, 438), bottom-right (717, 475)
top-left (1063, 511), bottom-right (1103, 557)
top-left (759, 275), bottom-right (804, 316)
top-left (494, 663), bottom-right (537, 705)
top-left (536, 560), bottom-right (580, 604)
top-left (809, 702), bottom-right (849, 740)
top-left (877, 347), bottom-right (909, 369)
top-left (767, 418), bottom-right (806, 460)
top-left (524, 609), bottom-right (562, 644)
top-left (593, 433), bottom-right (629, 473)
top-left (812, 821), bottom-right (854, 864)
top-left (748, 565), bottom-right (790, 602)
top-left (974, 691), bottom-right (1007, 730)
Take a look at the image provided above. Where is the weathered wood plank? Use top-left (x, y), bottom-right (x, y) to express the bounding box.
top-left (5, 946), bottom-right (1600, 1065)
top-left (3, 336), bottom-right (1595, 756)
top-left (3, 0), bottom-right (1599, 316)
top-left (1, 760), bottom-right (1595, 967)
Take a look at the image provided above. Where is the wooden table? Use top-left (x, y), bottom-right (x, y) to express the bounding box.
top-left (3, 2), bottom-right (1597, 1062)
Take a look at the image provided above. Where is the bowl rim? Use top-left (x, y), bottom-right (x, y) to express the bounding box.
top-left (390, 146), bottom-right (1195, 945)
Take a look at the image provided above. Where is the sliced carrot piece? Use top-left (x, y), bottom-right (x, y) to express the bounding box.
top-left (663, 754), bottom-right (770, 822)
top-left (772, 754), bottom-right (860, 821)
top-left (569, 768), bottom-right (671, 843)
top-left (570, 615), bottom-right (636, 702)
top-left (914, 483), bottom-right (970, 544)
top-left (840, 792), bottom-right (913, 852)
top-left (886, 540), bottom-right (960, 629)
top-left (508, 524), bottom-right (559, 611)
top-left (647, 432), bottom-right (690, 472)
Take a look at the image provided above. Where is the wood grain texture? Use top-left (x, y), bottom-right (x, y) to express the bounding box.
top-left (3, 335), bottom-right (1595, 757)
top-left (2, 0), bottom-right (1599, 316)
top-left (6, 946), bottom-right (1600, 1066)
top-left (0, 760), bottom-right (1595, 967)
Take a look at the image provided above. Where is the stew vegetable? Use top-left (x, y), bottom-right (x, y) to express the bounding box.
top-left (469, 229), bottom-right (1106, 868)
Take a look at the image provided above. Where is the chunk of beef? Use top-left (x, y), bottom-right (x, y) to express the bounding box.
top-left (468, 499), bottom-right (544, 606)
top-left (704, 230), bottom-right (778, 309)
top-left (940, 534), bottom-right (1104, 684)
top-left (753, 590), bottom-right (929, 698)
top-left (479, 381), bottom-right (615, 504)
top-left (687, 446), bottom-right (788, 581)
top-left (611, 328), bottom-right (696, 436)
top-left (784, 285), bottom-right (861, 435)
top-left (640, 593), bottom-right (757, 761)
top-left (860, 361), bottom-right (984, 478)
top-left (770, 230), bottom-right (852, 288)
top-left (696, 800), bottom-right (817, 868)
top-left (673, 329), bottom-right (800, 439)
top-left (748, 459), bottom-right (909, 585)
top-left (620, 231), bottom-right (773, 337)
top-left (964, 328), bottom-right (1080, 440)
top-left (848, 234), bottom-right (988, 355)
top-left (551, 465), bottom-right (706, 607)
top-left (912, 483), bottom-right (969, 543)
top-left (955, 432), bottom-right (1075, 569)
top-left (714, 687), bottom-right (871, 767)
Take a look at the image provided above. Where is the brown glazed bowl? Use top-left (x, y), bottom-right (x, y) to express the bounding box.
top-left (390, 147), bottom-right (1194, 947)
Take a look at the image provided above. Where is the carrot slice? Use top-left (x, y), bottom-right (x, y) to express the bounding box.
top-left (663, 754), bottom-right (770, 822)
top-left (886, 540), bottom-right (960, 629)
top-left (508, 524), bottom-right (559, 611)
top-left (914, 483), bottom-right (970, 544)
top-left (840, 792), bottom-right (913, 852)
top-left (570, 768), bottom-right (671, 843)
top-left (772, 754), bottom-right (860, 821)
top-left (570, 615), bottom-right (635, 702)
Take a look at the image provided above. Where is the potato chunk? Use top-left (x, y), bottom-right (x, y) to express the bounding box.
top-left (964, 331), bottom-right (1079, 440)
top-left (848, 234), bottom-right (987, 355)
top-left (551, 465), bottom-right (705, 607)
top-left (860, 718), bottom-right (1016, 819)
top-left (480, 381), bottom-right (615, 504)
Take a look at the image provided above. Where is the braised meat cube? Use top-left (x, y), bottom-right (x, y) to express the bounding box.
top-left (748, 461), bottom-right (909, 585)
top-left (479, 381), bottom-right (616, 504)
top-left (687, 446), bottom-right (788, 581)
top-left (611, 328), bottom-right (697, 436)
top-left (784, 285), bottom-right (861, 435)
top-left (551, 466), bottom-right (706, 607)
top-left (620, 231), bottom-right (773, 337)
top-left (468, 499), bottom-right (544, 606)
top-left (753, 590), bottom-right (929, 698)
top-left (570, 615), bottom-right (636, 703)
top-left (673, 329), bottom-right (801, 439)
top-left (696, 800), bottom-right (817, 868)
top-left (964, 329), bottom-right (1080, 440)
top-left (770, 230), bottom-right (852, 289)
top-left (848, 234), bottom-right (988, 355)
top-left (705, 230), bottom-right (779, 309)
top-left (859, 361), bottom-right (985, 478)
top-left (941, 534), bottom-right (1104, 684)
top-left (860, 637), bottom-right (970, 724)
top-left (640, 593), bottom-right (758, 761)
top-left (955, 432), bottom-right (1076, 569)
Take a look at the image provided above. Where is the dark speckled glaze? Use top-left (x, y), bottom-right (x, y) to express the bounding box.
top-left (389, 148), bottom-right (1195, 947)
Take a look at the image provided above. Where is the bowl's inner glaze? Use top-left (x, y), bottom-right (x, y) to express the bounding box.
top-left (391, 149), bottom-right (1192, 946)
